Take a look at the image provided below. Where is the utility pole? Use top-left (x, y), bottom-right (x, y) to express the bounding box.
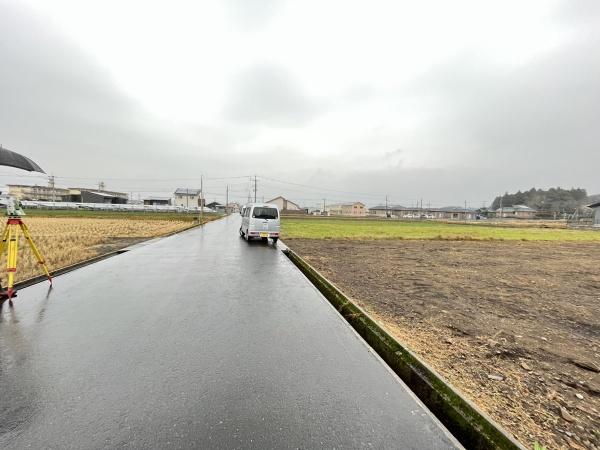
top-left (48, 175), bottom-right (56, 204)
top-left (200, 175), bottom-right (204, 224)
top-left (499, 197), bottom-right (503, 220)
top-left (323, 198), bottom-right (326, 216)
top-left (226, 185), bottom-right (229, 213)
top-left (420, 198), bottom-right (423, 219)
top-left (385, 195), bottom-right (388, 217)
top-left (99, 181), bottom-right (105, 191)
top-left (254, 175), bottom-right (257, 203)
top-left (464, 200), bottom-right (467, 221)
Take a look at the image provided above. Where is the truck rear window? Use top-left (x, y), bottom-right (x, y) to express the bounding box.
top-left (252, 207), bottom-right (278, 219)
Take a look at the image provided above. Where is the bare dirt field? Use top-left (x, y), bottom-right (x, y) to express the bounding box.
top-left (287, 239), bottom-right (600, 450)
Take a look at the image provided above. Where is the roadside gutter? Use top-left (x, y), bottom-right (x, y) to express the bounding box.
top-left (283, 247), bottom-right (526, 450)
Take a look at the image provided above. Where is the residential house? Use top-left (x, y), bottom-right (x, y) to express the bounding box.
top-left (327, 202), bottom-right (367, 216)
top-left (368, 205), bottom-right (405, 217)
top-left (226, 202), bottom-right (240, 213)
top-left (495, 204), bottom-right (537, 219)
top-left (587, 201), bottom-right (600, 227)
top-left (174, 188), bottom-right (204, 208)
top-left (438, 206), bottom-right (477, 220)
top-left (206, 201), bottom-right (227, 213)
top-left (267, 196), bottom-right (303, 213)
top-left (368, 205), bottom-right (477, 220)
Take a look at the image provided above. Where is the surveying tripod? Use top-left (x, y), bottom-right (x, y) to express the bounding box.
top-left (0, 198), bottom-right (52, 302)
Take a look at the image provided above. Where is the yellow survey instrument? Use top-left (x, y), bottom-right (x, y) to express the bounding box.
top-left (0, 199), bottom-right (52, 303)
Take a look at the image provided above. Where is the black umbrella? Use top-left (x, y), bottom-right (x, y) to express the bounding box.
top-left (0, 146), bottom-right (45, 173)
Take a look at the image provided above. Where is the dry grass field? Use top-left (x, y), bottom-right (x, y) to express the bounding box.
top-left (0, 217), bottom-right (199, 285)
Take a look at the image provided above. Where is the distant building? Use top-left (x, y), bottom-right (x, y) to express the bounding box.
top-left (206, 201), bottom-right (227, 213)
top-left (494, 204), bottom-right (537, 219)
top-left (327, 202), bottom-right (367, 216)
top-left (226, 202), bottom-right (240, 213)
top-left (8, 184), bottom-right (69, 201)
top-left (267, 196), bottom-right (303, 213)
top-left (8, 184), bottom-right (129, 204)
top-left (437, 206), bottom-right (477, 220)
top-left (66, 188), bottom-right (128, 204)
top-left (587, 201), bottom-right (600, 227)
top-left (368, 205), bottom-right (477, 220)
top-left (143, 197), bottom-right (171, 206)
top-left (174, 188), bottom-right (204, 208)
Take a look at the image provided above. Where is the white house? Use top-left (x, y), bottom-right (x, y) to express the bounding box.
top-left (174, 188), bottom-right (204, 208)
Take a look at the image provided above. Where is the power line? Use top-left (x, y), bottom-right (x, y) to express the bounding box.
top-left (0, 171), bottom-right (493, 206)
top-left (0, 173), bottom-right (252, 182)
top-left (258, 175), bottom-right (386, 198)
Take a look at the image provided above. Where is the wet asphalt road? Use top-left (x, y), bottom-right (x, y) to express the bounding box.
top-left (0, 215), bottom-right (459, 449)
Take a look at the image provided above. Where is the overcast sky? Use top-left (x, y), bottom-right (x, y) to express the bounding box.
top-left (1, 0), bottom-right (599, 206)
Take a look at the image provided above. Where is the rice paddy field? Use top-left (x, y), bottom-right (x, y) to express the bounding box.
top-left (282, 217), bottom-right (600, 241)
top-left (0, 212), bottom-right (217, 284)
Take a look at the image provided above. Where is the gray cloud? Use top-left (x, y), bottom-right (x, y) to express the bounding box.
top-left (353, 6), bottom-right (600, 200)
top-left (278, 8), bottom-right (600, 205)
top-left (223, 64), bottom-right (321, 126)
top-left (1, 0), bottom-right (599, 205)
top-left (224, 0), bottom-right (285, 30)
top-left (418, 42), bottom-right (600, 168)
top-left (0, 1), bottom-right (240, 187)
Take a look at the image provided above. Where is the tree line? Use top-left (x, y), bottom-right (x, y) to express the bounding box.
top-left (491, 187), bottom-right (590, 212)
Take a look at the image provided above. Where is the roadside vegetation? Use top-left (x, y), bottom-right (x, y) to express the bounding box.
top-left (282, 217), bottom-right (600, 241)
top-left (0, 212), bottom-right (218, 284)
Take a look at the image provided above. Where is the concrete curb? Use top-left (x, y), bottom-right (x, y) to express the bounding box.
top-left (283, 248), bottom-right (526, 450)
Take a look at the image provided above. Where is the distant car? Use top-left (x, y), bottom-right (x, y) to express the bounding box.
top-left (240, 203), bottom-right (280, 243)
